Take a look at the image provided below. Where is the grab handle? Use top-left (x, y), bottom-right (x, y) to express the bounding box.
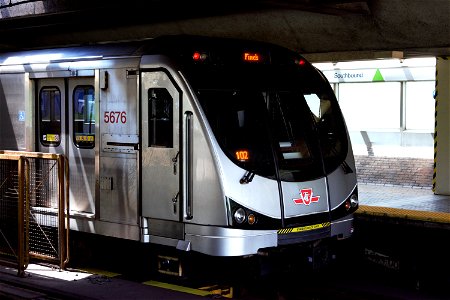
top-left (184, 111), bottom-right (194, 219)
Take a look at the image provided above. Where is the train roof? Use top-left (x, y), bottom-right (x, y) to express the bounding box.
top-left (0, 35), bottom-right (301, 67)
top-left (0, 41), bottom-right (144, 66)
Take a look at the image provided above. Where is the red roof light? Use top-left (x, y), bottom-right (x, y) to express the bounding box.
top-left (296, 59), bottom-right (306, 66)
top-left (193, 52), bottom-right (201, 61)
top-left (193, 52), bottom-right (208, 61)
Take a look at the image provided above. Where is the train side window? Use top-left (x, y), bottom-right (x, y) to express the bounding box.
top-left (39, 87), bottom-right (61, 147)
top-left (73, 85), bottom-right (95, 149)
top-left (148, 88), bottom-right (173, 148)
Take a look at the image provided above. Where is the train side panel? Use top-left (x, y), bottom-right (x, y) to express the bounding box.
top-left (0, 73), bottom-right (28, 151)
top-left (139, 56), bottom-right (228, 249)
top-left (98, 67), bottom-right (139, 232)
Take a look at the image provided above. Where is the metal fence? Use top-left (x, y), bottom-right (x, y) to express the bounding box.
top-left (0, 151), bottom-right (69, 276)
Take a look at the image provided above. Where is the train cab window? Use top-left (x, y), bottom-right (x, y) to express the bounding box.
top-left (39, 87), bottom-right (62, 147)
top-left (305, 91), bottom-right (347, 173)
top-left (304, 94), bottom-right (322, 118)
top-left (73, 85), bottom-right (95, 148)
top-left (148, 88), bottom-right (173, 148)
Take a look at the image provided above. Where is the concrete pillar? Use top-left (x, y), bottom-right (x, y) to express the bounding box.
top-left (433, 57), bottom-right (450, 195)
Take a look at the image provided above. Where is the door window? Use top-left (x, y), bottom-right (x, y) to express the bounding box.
top-left (73, 85), bottom-right (95, 148)
top-left (39, 87), bottom-right (61, 147)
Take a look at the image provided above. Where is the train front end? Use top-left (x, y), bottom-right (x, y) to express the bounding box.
top-left (145, 36), bottom-right (358, 258)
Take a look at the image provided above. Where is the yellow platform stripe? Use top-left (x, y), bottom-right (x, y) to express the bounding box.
top-left (356, 205), bottom-right (450, 224)
top-left (144, 280), bottom-right (211, 297)
top-left (277, 222), bottom-right (330, 234)
top-left (198, 285), bottom-right (233, 298)
top-left (77, 268), bottom-right (121, 278)
top-left (78, 269), bottom-right (232, 298)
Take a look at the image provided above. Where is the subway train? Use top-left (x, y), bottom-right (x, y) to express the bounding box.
top-left (0, 35), bottom-right (358, 269)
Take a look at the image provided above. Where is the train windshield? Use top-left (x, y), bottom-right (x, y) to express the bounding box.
top-left (187, 63), bottom-right (347, 182)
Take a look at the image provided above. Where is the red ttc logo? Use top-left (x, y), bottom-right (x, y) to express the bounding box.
top-left (293, 188), bottom-right (320, 205)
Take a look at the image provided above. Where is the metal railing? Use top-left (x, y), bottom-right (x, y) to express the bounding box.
top-left (0, 151), bottom-right (69, 276)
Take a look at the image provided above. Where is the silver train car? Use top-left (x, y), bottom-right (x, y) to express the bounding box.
top-left (0, 35), bottom-right (358, 259)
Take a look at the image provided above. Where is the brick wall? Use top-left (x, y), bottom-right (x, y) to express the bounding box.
top-left (355, 155), bottom-right (434, 188)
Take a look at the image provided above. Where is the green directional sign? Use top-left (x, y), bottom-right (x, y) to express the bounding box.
top-left (372, 69), bottom-right (384, 81)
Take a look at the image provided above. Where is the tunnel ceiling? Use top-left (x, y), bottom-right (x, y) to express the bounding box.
top-left (0, 0), bottom-right (449, 61)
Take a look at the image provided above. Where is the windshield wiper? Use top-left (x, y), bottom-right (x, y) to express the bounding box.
top-left (240, 170), bottom-right (256, 184)
top-left (341, 160), bottom-right (353, 174)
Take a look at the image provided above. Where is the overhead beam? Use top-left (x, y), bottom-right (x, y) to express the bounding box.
top-left (262, 0), bottom-right (371, 15)
top-left (303, 50), bottom-right (404, 63)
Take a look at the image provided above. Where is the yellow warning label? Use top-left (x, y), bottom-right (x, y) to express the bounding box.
top-left (277, 222), bottom-right (330, 234)
top-left (46, 134), bottom-right (60, 142)
top-left (76, 135), bottom-right (94, 142)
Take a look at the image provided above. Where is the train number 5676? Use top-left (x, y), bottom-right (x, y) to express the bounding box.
top-left (104, 111), bottom-right (127, 123)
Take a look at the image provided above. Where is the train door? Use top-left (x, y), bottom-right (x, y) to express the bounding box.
top-left (37, 77), bottom-right (96, 213)
top-left (141, 71), bottom-right (181, 221)
top-left (36, 79), bottom-right (66, 155)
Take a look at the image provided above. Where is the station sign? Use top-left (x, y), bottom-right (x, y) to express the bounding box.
top-left (321, 66), bottom-right (435, 83)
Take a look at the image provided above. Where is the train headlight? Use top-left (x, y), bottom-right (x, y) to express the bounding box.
top-left (350, 194), bottom-right (358, 208)
top-left (345, 193), bottom-right (359, 211)
top-left (234, 208), bottom-right (246, 224)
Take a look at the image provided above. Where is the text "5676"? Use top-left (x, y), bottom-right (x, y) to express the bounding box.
top-left (104, 111), bottom-right (127, 123)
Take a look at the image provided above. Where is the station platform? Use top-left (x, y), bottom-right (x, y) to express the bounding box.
top-left (354, 183), bottom-right (450, 293)
top-left (357, 183), bottom-right (450, 227)
top-left (0, 263), bottom-right (208, 300)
